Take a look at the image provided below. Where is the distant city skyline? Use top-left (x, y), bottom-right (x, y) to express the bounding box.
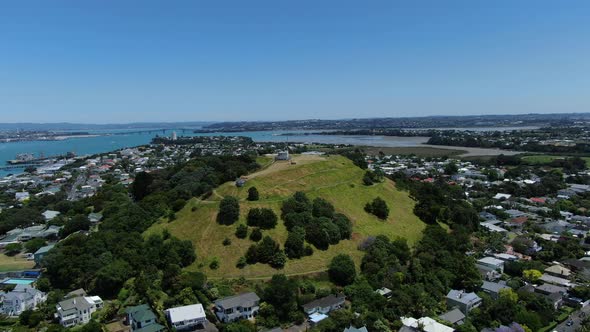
top-left (2, 1), bottom-right (589, 123)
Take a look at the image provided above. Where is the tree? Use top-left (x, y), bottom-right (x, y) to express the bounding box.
top-left (263, 274), bottom-right (298, 322)
top-left (235, 224), bottom-right (248, 239)
top-left (24, 238), bottom-right (47, 253)
top-left (248, 208), bottom-right (278, 229)
top-left (444, 162), bottom-right (459, 175)
top-left (131, 171), bottom-right (153, 200)
top-left (257, 236), bottom-right (280, 263)
top-left (250, 228), bottom-right (262, 242)
top-left (247, 187), bottom-right (260, 201)
top-left (5, 243), bottom-right (22, 256)
top-left (312, 198), bottom-right (335, 219)
top-left (245, 245), bottom-right (258, 264)
top-left (60, 214), bottom-right (91, 237)
top-left (329, 254), bottom-right (356, 286)
top-left (217, 196), bottom-right (240, 225)
top-left (523, 269), bottom-right (542, 283)
top-left (333, 214), bottom-right (353, 239)
top-left (365, 197), bottom-right (389, 219)
top-left (284, 227), bottom-right (306, 259)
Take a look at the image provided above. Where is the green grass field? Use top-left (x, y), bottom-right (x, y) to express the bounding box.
top-left (522, 154), bottom-right (590, 165)
top-left (361, 146), bottom-right (466, 157)
top-left (0, 253), bottom-right (35, 272)
top-left (146, 155), bottom-right (426, 279)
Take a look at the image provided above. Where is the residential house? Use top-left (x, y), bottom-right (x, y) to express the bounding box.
top-left (42, 210), bottom-right (60, 221)
top-left (15, 192), bottom-right (30, 202)
top-left (544, 264), bottom-right (572, 278)
top-left (125, 304), bottom-right (165, 332)
top-left (438, 308), bottom-right (465, 326)
top-left (344, 326), bottom-right (368, 332)
top-left (446, 290), bottom-right (482, 315)
top-left (375, 287), bottom-right (392, 298)
top-left (165, 303), bottom-right (207, 330)
top-left (539, 274), bottom-right (573, 288)
top-left (534, 284), bottom-right (567, 296)
top-left (302, 294), bottom-right (346, 316)
top-left (56, 295), bottom-right (103, 327)
top-left (34, 244), bottom-right (55, 266)
top-left (476, 257), bottom-right (505, 273)
top-left (88, 212), bottom-right (103, 224)
top-left (214, 292), bottom-right (260, 323)
top-left (480, 222), bottom-right (508, 234)
top-left (0, 285), bottom-right (46, 316)
top-left (480, 281), bottom-right (510, 299)
top-left (401, 317), bottom-right (455, 332)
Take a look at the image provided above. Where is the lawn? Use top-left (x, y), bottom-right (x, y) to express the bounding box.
top-left (361, 146), bottom-right (466, 157)
top-left (0, 253), bottom-right (35, 272)
top-left (146, 155), bottom-right (426, 279)
top-left (522, 154), bottom-right (590, 165)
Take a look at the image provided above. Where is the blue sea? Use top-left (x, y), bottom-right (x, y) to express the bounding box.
top-left (0, 125), bottom-right (537, 177)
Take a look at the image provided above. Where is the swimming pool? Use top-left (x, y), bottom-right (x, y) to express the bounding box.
top-left (2, 278), bottom-right (35, 285)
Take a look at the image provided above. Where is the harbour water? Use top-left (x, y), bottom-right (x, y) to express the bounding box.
top-left (0, 127), bottom-right (530, 177)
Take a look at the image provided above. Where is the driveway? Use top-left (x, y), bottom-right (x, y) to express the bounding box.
top-left (554, 305), bottom-right (590, 332)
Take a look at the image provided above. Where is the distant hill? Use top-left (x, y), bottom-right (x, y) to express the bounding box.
top-left (198, 113), bottom-right (590, 132)
top-left (146, 154), bottom-right (426, 279)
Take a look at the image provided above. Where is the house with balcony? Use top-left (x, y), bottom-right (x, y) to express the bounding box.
top-left (0, 284), bottom-right (46, 316)
top-left (214, 292), bottom-right (260, 323)
top-left (56, 295), bottom-right (103, 327)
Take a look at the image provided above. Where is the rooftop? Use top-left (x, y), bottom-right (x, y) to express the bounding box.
top-left (214, 292), bottom-right (260, 309)
top-left (165, 303), bottom-right (206, 323)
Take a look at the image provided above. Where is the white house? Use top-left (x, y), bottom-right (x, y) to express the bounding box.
top-left (0, 285), bottom-right (47, 316)
top-left (401, 317), bottom-right (455, 332)
top-left (56, 295), bottom-right (103, 327)
top-left (165, 303), bottom-right (207, 330)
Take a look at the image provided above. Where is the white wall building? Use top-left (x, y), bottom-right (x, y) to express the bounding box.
top-left (165, 303), bottom-right (207, 330)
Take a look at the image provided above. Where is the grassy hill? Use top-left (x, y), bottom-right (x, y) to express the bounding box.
top-left (146, 154), bottom-right (426, 279)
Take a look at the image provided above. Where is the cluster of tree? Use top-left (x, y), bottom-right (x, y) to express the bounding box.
top-left (244, 236), bottom-right (286, 268)
top-left (247, 208), bottom-right (278, 229)
top-left (340, 148), bottom-right (368, 169)
top-left (427, 127), bottom-right (590, 155)
top-left (45, 155), bottom-right (259, 298)
top-left (281, 192), bottom-right (352, 251)
top-left (363, 170), bottom-right (384, 186)
top-left (364, 197), bottom-right (389, 219)
top-left (406, 179), bottom-right (479, 230)
top-left (469, 288), bottom-right (556, 332)
top-left (218, 196), bottom-right (240, 225)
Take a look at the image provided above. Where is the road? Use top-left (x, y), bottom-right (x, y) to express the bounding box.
top-left (554, 305), bottom-right (590, 332)
top-left (67, 173), bottom-right (87, 201)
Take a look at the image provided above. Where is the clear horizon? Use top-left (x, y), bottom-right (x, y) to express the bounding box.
top-left (2, 1), bottom-right (590, 123)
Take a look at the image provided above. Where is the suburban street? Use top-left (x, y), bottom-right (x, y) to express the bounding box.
top-left (554, 305), bottom-right (590, 332)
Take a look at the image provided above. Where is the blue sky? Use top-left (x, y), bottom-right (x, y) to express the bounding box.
top-left (1, 1), bottom-right (589, 123)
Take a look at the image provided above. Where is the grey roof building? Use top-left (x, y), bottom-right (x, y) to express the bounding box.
top-left (446, 290), bottom-right (482, 315)
top-left (481, 281), bottom-right (510, 299)
top-left (0, 284), bottom-right (47, 316)
top-left (56, 295), bottom-right (103, 328)
top-left (214, 292), bottom-right (260, 323)
top-left (438, 308), bottom-right (465, 325)
top-left (344, 325), bottom-right (369, 332)
top-left (302, 294), bottom-right (346, 315)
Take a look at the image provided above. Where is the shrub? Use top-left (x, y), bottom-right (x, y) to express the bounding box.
top-left (235, 224), bottom-right (248, 239)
